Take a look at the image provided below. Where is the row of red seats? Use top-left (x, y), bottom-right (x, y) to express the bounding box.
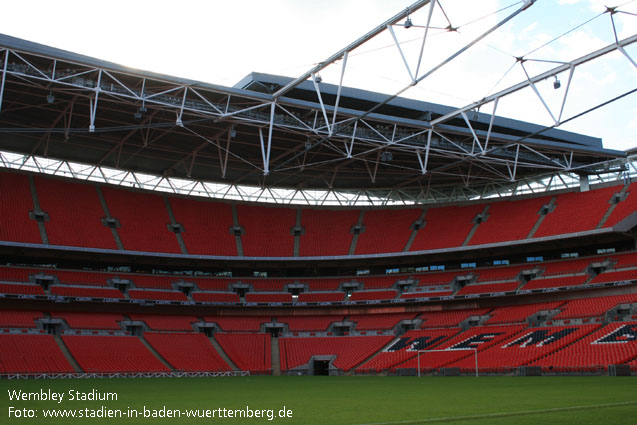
top-left (2, 171), bottom-right (634, 257)
top-left (216, 333), bottom-right (271, 374)
top-left (279, 335), bottom-right (393, 371)
top-left (144, 332), bottom-right (231, 372)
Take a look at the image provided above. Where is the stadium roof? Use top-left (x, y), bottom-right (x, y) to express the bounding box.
top-left (0, 0), bottom-right (634, 205)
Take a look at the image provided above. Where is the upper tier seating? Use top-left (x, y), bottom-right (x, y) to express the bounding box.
top-left (355, 209), bottom-right (421, 254)
top-left (144, 332), bottom-right (231, 372)
top-left (299, 209), bottom-right (358, 257)
top-left (101, 186), bottom-right (181, 253)
top-left (534, 186), bottom-right (620, 238)
top-left (236, 204), bottom-right (295, 257)
top-left (0, 172), bottom-right (41, 243)
top-left (0, 334), bottom-right (74, 373)
top-left (215, 333), bottom-right (271, 373)
top-left (469, 196), bottom-right (551, 245)
top-left (35, 177), bottom-right (117, 249)
top-left (279, 335), bottom-right (393, 372)
top-left (62, 335), bottom-right (170, 373)
top-left (603, 182), bottom-right (637, 227)
top-left (410, 204), bottom-right (484, 251)
top-left (168, 197), bottom-right (237, 256)
top-left (2, 171), bottom-right (635, 258)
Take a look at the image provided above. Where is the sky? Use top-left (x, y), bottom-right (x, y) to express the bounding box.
top-left (1, 0), bottom-right (636, 152)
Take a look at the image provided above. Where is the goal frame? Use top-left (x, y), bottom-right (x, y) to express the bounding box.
top-left (416, 348), bottom-right (478, 378)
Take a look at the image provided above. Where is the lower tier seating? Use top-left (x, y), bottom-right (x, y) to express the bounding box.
top-left (214, 333), bottom-right (271, 374)
top-left (357, 329), bottom-right (459, 373)
top-left (533, 322), bottom-right (637, 372)
top-left (62, 335), bottom-right (170, 373)
top-left (396, 324), bottom-right (528, 370)
top-left (448, 325), bottom-right (599, 373)
top-left (279, 335), bottom-right (393, 372)
top-left (144, 332), bottom-right (231, 372)
top-left (0, 334), bottom-right (73, 373)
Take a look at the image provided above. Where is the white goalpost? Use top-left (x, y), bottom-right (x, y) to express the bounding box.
top-left (416, 348), bottom-right (478, 378)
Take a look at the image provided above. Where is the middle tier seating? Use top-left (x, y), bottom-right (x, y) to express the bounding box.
top-left (127, 289), bottom-right (189, 302)
top-left (551, 294), bottom-right (637, 320)
top-left (51, 312), bottom-right (124, 330)
top-left (0, 310), bottom-right (44, 328)
top-left (350, 313), bottom-right (417, 331)
top-left (276, 315), bottom-right (344, 332)
top-left (128, 314), bottom-right (198, 331)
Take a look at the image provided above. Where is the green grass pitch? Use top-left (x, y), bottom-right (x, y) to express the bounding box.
top-left (2, 376), bottom-right (636, 425)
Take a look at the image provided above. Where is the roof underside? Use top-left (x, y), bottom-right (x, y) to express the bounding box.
top-left (0, 32), bottom-right (628, 201)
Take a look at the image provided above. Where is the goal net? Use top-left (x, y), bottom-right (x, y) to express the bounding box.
top-left (416, 348), bottom-right (478, 378)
